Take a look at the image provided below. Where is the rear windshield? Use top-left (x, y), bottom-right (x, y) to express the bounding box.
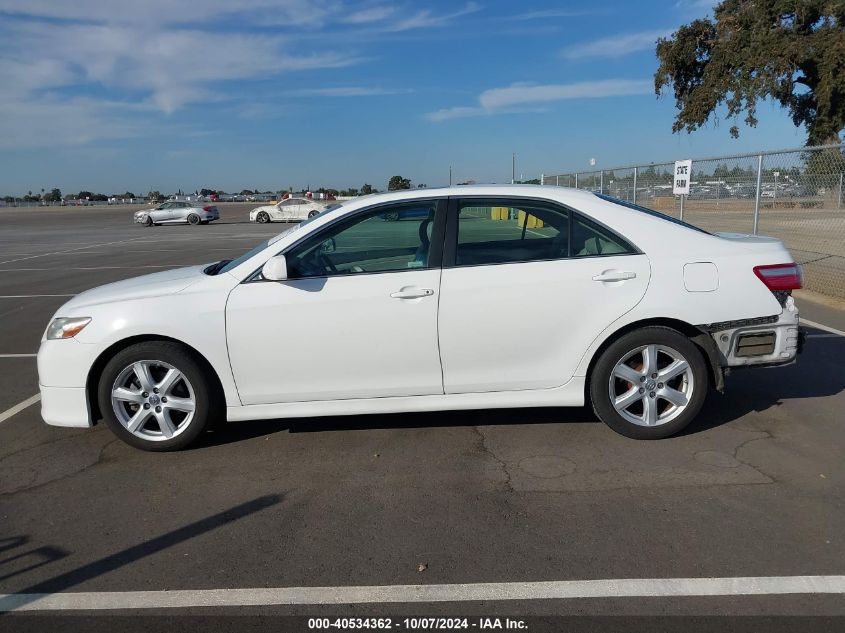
top-left (595, 193), bottom-right (710, 234)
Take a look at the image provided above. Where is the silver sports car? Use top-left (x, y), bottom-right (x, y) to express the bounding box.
top-left (134, 201), bottom-right (220, 227)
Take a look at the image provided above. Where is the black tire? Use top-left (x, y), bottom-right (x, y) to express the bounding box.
top-left (143, 216), bottom-right (153, 227)
top-left (200, 220), bottom-right (209, 225)
top-left (384, 211), bottom-right (400, 221)
top-left (308, 210), bottom-right (320, 218)
top-left (589, 326), bottom-right (708, 440)
top-left (187, 214), bottom-right (200, 225)
top-left (97, 341), bottom-right (222, 451)
top-left (256, 211), bottom-right (270, 223)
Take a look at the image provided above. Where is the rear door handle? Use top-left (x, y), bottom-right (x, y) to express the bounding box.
top-left (592, 270), bottom-right (636, 282)
top-left (390, 287), bottom-right (435, 299)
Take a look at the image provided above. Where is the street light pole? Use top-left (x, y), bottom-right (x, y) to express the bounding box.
top-left (512, 153), bottom-right (515, 184)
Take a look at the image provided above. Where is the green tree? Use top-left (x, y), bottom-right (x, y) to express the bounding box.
top-left (387, 175), bottom-right (411, 191)
top-left (148, 191), bottom-right (161, 202)
top-left (655, 0), bottom-right (845, 145)
top-left (360, 183), bottom-right (375, 195)
top-left (42, 188), bottom-right (62, 202)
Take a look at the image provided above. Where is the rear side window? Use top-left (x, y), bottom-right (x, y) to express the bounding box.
top-left (571, 214), bottom-right (635, 257)
top-left (455, 199), bottom-right (569, 266)
top-left (452, 198), bottom-right (636, 266)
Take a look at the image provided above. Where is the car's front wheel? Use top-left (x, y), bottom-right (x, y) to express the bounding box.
top-left (256, 211), bottom-right (270, 223)
top-left (590, 326), bottom-right (708, 439)
top-left (143, 216), bottom-right (153, 227)
top-left (98, 341), bottom-right (220, 451)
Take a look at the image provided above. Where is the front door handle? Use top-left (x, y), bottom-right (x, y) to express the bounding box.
top-left (390, 287), bottom-right (434, 299)
top-left (593, 270), bottom-right (636, 282)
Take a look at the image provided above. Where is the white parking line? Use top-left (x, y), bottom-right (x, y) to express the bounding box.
top-left (0, 393), bottom-right (40, 425)
top-left (0, 237), bottom-right (146, 266)
top-left (1, 575), bottom-right (843, 611)
top-left (0, 265), bottom-right (182, 272)
top-left (0, 294), bottom-right (75, 298)
top-left (0, 353), bottom-right (36, 358)
top-left (801, 318), bottom-right (845, 337)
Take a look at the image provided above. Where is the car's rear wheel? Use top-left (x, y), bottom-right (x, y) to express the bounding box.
top-left (187, 214), bottom-right (200, 225)
top-left (98, 341), bottom-right (220, 451)
top-left (590, 326), bottom-right (708, 439)
top-left (256, 211), bottom-right (270, 223)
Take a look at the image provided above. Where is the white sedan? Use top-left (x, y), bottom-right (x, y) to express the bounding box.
top-left (38, 186), bottom-right (802, 451)
top-left (249, 197), bottom-right (326, 223)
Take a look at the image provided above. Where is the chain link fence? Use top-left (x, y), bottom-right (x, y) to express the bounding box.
top-left (542, 144), bottom-right (845, 299)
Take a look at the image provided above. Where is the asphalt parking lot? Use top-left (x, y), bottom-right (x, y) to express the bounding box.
top-left (0, 203), bottom-right (844, 622)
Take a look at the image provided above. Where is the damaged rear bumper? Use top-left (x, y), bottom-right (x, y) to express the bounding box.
top-left (705, 295), bottom-right (801, 369)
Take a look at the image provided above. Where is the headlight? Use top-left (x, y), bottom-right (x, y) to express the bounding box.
top-left (46, 317), bottom-right (92, 340)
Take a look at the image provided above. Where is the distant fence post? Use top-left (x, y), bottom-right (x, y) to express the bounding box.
top-left (753, 154), bottom-right (764, 235)
top-left (600, 170), bottom-right (604, 194)
top-left (575, 173), bottom-right (579, 188)
top-left (632, 166), bottom-right (638, 205)
top-left (540, 174), bottom-right (545, 185)
top-left (556, 175), bottom-right (560, 186)
top-left (839, 173), bottom-right (843, 209)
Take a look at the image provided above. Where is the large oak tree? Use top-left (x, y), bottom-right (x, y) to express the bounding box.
top-left (655, 0), bottom-right (845, 145)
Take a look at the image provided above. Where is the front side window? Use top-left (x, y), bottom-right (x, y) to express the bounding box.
top-left (455, 199), bottom-right (569, 266)
top-left (285, 201), bottom-right (439, 278)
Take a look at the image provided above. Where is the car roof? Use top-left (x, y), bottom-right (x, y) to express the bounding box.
top-left (347, 184), bottom-right (599, 205)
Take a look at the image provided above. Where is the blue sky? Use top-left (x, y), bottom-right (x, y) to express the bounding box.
top-left (0, 0), bottom-right (810, 195)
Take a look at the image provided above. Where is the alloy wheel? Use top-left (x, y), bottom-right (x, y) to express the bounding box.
top-left (111, 360), bottom-right (196, 441)
top-left (608, 344), bottom-right (695, 427)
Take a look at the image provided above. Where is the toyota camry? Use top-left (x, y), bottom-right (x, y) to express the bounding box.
top-left (38, 186), bottom-right (802, 450)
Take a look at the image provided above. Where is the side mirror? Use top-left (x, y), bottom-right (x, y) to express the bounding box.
top-left (261, 254), bottom-right (288, 281)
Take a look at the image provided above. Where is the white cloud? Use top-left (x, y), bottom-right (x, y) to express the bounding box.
top-left (427, 79), bottom-right (652, 122)
top-left (0, 1), bottom-right (485, 146)
top-left (0, 0), bottom-right (338, 26)
top-left (289, 87), bottom-right (410, 97)
top-left (341, 6), bottom-right (395, 24)
top-left (384, 2), bottom-right (480, 32)
top-left (508, 9), bottom-right (595, 20)
top-left (561, 30), bottom-right (672, 59)
top-left (427, 106), bottom-right (487, 123)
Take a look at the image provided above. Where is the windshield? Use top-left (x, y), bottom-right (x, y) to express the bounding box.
top-left (214, 205), bottom-right (339, 275)
top-left (595, 193), bottom-right (710, 234)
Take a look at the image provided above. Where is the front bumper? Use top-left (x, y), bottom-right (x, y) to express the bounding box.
top-left (710, 296), bottom-right (800, 368)
top-left (39, 384), bottom-right (92, 427)
top-left (37, 338), bottom-right (98, 428)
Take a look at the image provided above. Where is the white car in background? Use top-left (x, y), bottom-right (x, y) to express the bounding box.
top-left (249, 197), bottom-right (326, 223)
top-left (134, 201), bottom-right (219, 227)
top-left (39, 185), bottom-right (802, 451)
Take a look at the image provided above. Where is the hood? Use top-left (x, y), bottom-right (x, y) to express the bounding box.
top-left (250, 205), bottom-right (275, 214)
top-left (61, 265), bottom-right (207, 311)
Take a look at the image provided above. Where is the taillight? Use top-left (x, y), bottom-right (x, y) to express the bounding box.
top-left (753, 263), bottom-right (802, 291)
top-left (203, 206), bottom-right (212, 211)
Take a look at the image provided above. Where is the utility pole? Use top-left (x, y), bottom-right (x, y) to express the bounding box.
top-left (449, 165), bottom-right (452, 187)
top-left (511, 153), bottom-right (515, 184)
